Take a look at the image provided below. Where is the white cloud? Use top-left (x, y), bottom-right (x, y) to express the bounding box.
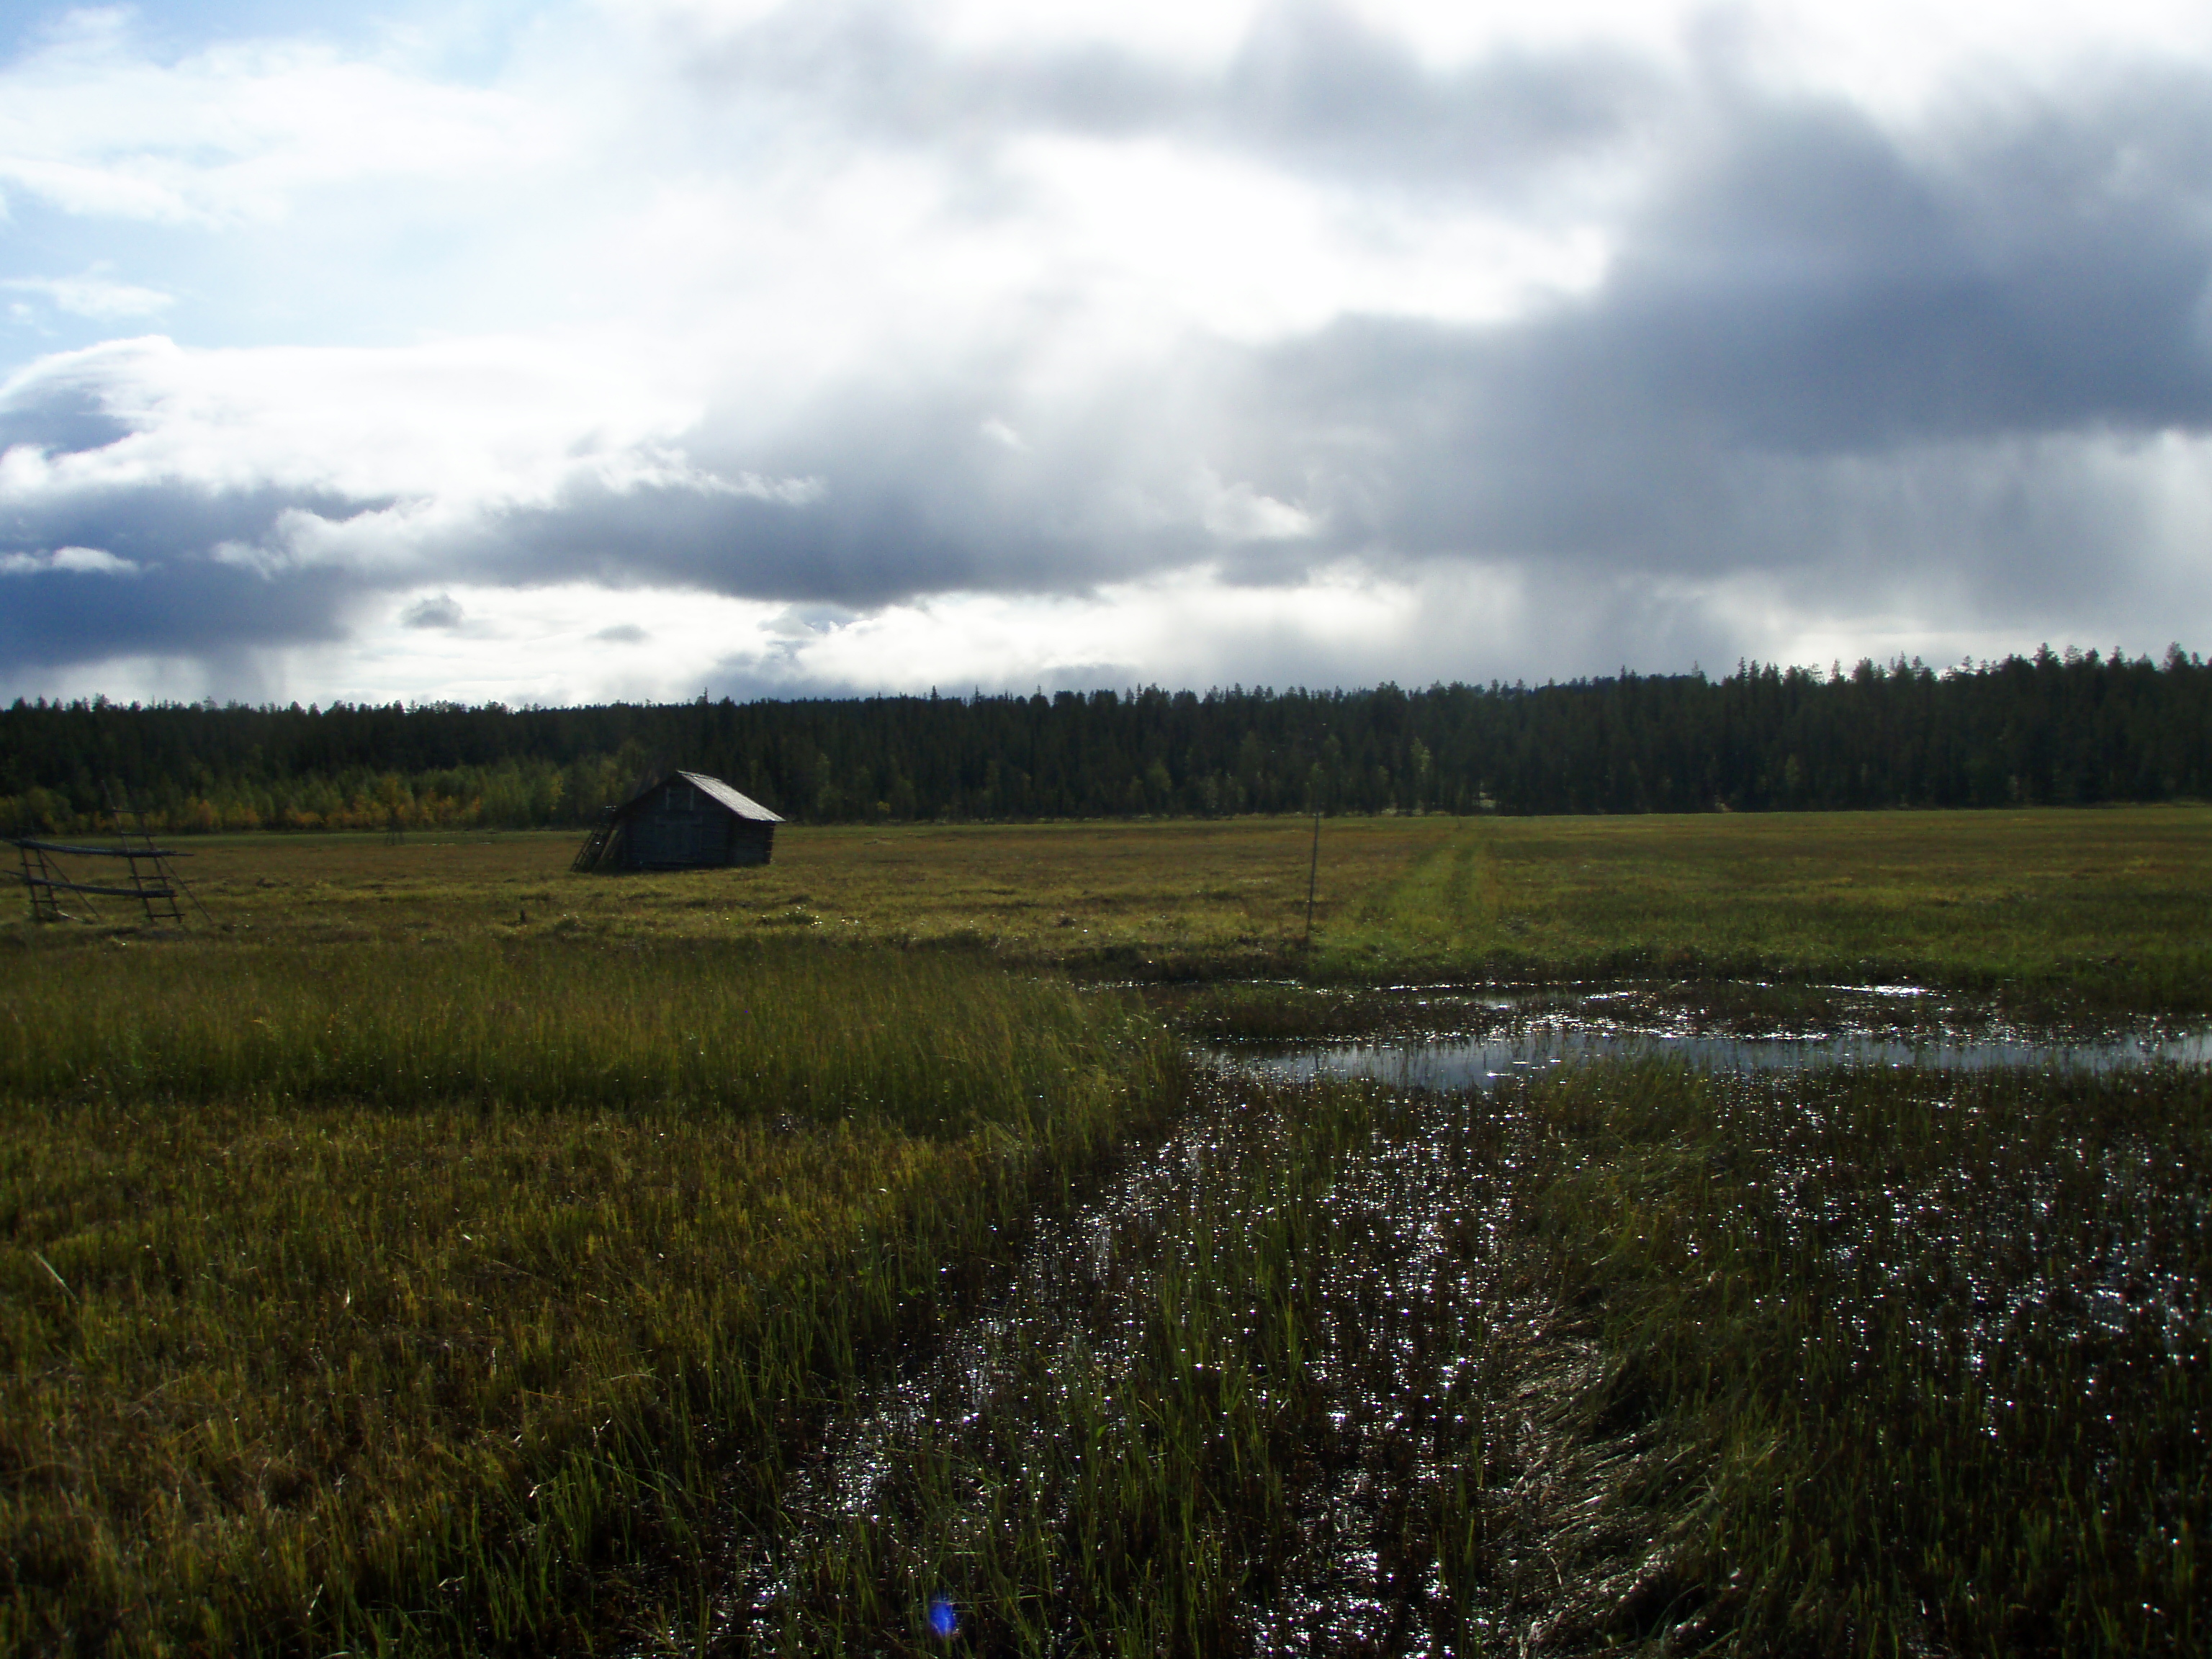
top-left (760, 564), bottom-right (1456, 691)
top-left (0, 544), bottom-right (141, 575)
top-left (0, 9), bottom-right (554, 226)
top-left (6, 544), bottom-right (2198, 710)
top-left (0, 331), bottom-right (714, 505)
top-left (4, 271), bottom-right (173, 318)
top-left (1018, 133), bottom-right (1616, 343)
top-left (1195, 467), bottom-right (1318, 541)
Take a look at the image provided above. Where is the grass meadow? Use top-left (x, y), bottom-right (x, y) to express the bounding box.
top-left (13, 803), bottom-right (2203, 1002)
top-left (3, 806), bottom-right (2208, 1653)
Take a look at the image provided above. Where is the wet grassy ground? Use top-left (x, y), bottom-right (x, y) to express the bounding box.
top-left (4, 810), bottom-right (2208, 1653)
top-left (716, 1054), bottom-right (2211, 1656)
top-left (1327, 806), bottom-right (2212, 1010)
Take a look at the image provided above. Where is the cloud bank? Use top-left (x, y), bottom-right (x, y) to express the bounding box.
top-left (3, 0), bottom-right (2211, 703)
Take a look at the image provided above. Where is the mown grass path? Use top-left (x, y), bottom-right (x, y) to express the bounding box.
top-left (1328, 806), bottom-right (2212, 1006)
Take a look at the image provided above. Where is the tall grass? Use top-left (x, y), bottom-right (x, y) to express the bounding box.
top-left (751, 1071), bottom-right (1681, 1655)
top-left (1, 938), bottom-right (1119, 1136)
top-left (27, 807), bottom-right (2211, 1004)
top-left (0, 938), bottom-right (1183, 1655)
top-left (7, 894), bottom-right (2205, 1652)
top-left (1326, 808), bottom-right (2212, 1010)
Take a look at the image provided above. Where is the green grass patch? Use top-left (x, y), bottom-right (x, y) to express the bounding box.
top-left (24, 806), bottom-right (2212, 1004)
top-left (6, 810), bottom-right (2209, 1651)
top-left (1323, 807), bottom-right (2212, 1008)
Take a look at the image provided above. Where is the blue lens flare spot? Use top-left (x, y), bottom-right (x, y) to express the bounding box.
top-left (927, 1595), bottom-right (959, 1638)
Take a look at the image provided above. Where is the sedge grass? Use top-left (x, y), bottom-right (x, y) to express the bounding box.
top-left (1517, 1059), bottom-right (2211, 1655)
top-left (749, 1074), bottom-right (1507, 1655)
top-left (2, 937), bottom-right (1126, 1135)
top-left (747, 1056), bottom-right (2208, 1655)
top-left (8, 812), bottom-right (2210, 1653)
top-left (1328, 806), bottom-right (2212, 1010)
top-left (0, 938), bottom-right (1183, 1655)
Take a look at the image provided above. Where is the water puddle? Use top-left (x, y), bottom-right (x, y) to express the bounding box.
top-left (1208, 983), bottom-right (2212, 1089)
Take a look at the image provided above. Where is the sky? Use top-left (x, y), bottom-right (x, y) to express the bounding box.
top-left (2, 0), bottom-right (2211, 706)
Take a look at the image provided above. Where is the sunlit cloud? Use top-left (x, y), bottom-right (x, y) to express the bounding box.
top-left (0, 543), bottom-right (140, 575)
top-left (0, 8), bottom-right (553, 227)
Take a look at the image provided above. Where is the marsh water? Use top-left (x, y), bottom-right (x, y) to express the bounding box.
top-left (1205, 981), bottom-right (2212, 1087)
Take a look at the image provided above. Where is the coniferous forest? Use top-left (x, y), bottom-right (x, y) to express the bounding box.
top-left (3, 647), bottom-right (2208, 835)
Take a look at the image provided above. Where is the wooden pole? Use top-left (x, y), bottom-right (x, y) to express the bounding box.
top-left (1304, 810), bottom-right (1321, 945)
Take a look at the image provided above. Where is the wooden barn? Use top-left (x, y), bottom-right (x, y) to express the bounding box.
top-left (572, 770), bottom-right (783, 871)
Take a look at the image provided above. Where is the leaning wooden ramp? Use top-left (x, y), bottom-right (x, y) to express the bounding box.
top-left (570, 760), bottom-right (670, 873)
top-left (571, 806), bottom-right (620, 873)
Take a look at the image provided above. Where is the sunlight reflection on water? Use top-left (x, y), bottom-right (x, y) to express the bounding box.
top-left (1212, 985), bottom-right (2212, 1089)
top-left (1227, 1025), bottom-right (2212, 1089)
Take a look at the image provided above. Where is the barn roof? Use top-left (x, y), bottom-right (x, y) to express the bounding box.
top-left (671, 770), bottom-right (784, 823)
top-left (607, 768), bottom-right (785, 824)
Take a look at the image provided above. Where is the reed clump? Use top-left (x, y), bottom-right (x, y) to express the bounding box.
top-left (752, 1058), bottom-right (2208, 1655)
top-left (0, 938), bottom-right (1182, 1655)
top-left (1, 937), bottom-right (1132, 1135)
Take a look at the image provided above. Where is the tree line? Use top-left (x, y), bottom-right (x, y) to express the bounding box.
top-left (3, 646), bottom-right (2207, 837)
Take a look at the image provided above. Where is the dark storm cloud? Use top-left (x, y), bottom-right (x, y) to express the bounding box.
top-left (0, 478), bottom-right (392, 572)
top-left (1215, 5), bottom-right (1665, 192)
top-left (464, 475), bottom-right (1185, 607)
top-left (0, 341), bottom-right (150, 457)
top-left (0, 382), bottom-right (132, 457)
top-left (0, 366), bottom-right (398, 664)
top-left (401, 591), bottom-right (462, 628)
top-left (0, 554), bottom-right (354, 667)
top-left (1575, 76), bottom-right (2212, 449)
top-left (0, 473), bottom-right (397, 673)
top-left (584, 52), bottom-right (2212, 617)
top-left (1216, 64), bottom-right (2212, 588)
top-left (457, 361), bottom-right (1228, 605)
top-left (652, 38), bottom-right (2212, 612)
top-left (467, 477), bottom-right (971, 603)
